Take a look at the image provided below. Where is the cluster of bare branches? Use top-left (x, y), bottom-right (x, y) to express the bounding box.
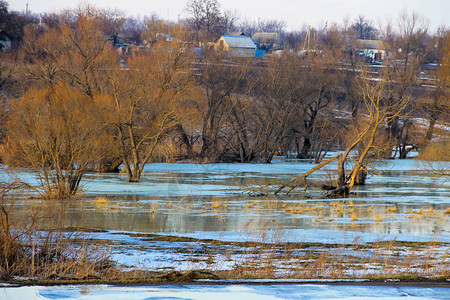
top-left (0, 3), bottom-right (447, 198)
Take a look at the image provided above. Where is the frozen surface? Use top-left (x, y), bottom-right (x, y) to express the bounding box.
top-left (1, 284), bottom-right (450, 300)
top-left (82, 160), bottom-right (323, 197)
top-left (84, 229), bottom-right (448, 271)
top-left (2, 158), bottom-right (449, 274)
top-left (2, 159), bottom-right (449, 245)
top-left (163, 227), bottom-right (450, 244)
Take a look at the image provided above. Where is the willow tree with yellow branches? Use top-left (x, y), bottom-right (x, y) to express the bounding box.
top-left (109, 30), bottom-right (196, 182)
top-left (270, 63), bottom-right (410, 196)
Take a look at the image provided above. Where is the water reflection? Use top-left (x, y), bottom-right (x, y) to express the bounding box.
top-left (2, 159), bottom-right (449, 243)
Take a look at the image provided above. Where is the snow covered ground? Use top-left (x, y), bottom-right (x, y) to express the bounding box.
top-left (1, 284), bottom-right (450, 300)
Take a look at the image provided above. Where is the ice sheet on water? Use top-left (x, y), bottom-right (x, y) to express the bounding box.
top-left (162, 228), bottom-right (450, 244)
top-left (80, 160), bottom-right (319, 197)
top-left (1, 159), bottom-right (448, 247)
top-left (2, 159), bottom-right (447, 198)
top-left (81, 159), bottom-right (335, 197)
top-left (85, 229), bottom-right (449, 271)
top-left (83, 177), bottom-right (234, 196)
top-left (142, 161), bottom-right (315, 174)
top-left (38, 287), bottom-right (81, 299)
top-left (1, 284), bottom-right (450, 300)
top-left (83, 159), bottom-right (448, 197)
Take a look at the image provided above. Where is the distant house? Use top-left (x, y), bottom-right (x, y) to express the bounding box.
top-left (215, 35), bottom-right (257, 58)
top-left (355, 39), bottom-right (386, 62)
top-left (226, 32), bottom-right (246, 37)
top-left (251, 32), bottom-right (281, 52)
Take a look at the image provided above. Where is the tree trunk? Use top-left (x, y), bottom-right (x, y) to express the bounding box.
top-left (424, 111), bottom-right (439, 142)
top-left (174, 124), bottom-right (195, 160)
top-left (337, 155), bottom-right (346, 187)
top-left (299, 137), bottom-right (311, 159)
top-left (263, 150), bottom-right (274, 163)
top-left (354, 169), bottom-right (367, 185)
top-left (127, 172), bottom-right (141, 182)
top-left (97, 157), bottom-right (122, 173)
top-left (122, 156), bottom-right (141, 183)
top-left (125, 164), bottom-right (141, 182)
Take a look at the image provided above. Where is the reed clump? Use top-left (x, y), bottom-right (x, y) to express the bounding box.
top-left (0, 184), bottom-right (119, 281)
top-left (281, 200), bottom-right (449, 226)
top-left (1, 219), bottom-right (118, 282)
top-left (94, 196), bottom-right (110, 210)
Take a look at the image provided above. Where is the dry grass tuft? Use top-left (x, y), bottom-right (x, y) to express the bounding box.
top-left (94, 196), bottom-right (110, 209)
top-left (1, 189), bottom-right (118, 281)
top-left (386, 206), bottom-right (397, 213)
top-left (95, 196), bottom-right (109, 205)
top-left (350, 210), bottom-right (359, 221)
top-left (212, 201), bottom-right (222, 209)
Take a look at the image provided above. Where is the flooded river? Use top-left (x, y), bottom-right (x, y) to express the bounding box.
top-left (4, 159), bottom-right (449, 244)
top-left (1, 159), bottom-right (449, 274)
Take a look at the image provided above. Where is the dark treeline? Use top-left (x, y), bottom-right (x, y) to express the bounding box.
top-left (0, 0), bottom-right (448, 197)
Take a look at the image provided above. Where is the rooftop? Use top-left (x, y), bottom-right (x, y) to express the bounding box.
top-left (356, 39), bottom-right (384, 50)
top-left (221, 35), bottom-right (257, 49)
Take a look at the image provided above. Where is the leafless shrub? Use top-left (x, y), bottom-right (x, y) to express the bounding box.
top-left (0, 181), bottom-right (118, 281)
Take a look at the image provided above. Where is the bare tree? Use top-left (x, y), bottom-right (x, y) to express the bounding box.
top-left (0, 52), bottom-right (17, 144)
top-left (352, 15), bottom-right (378, 39)
top-left (21, 9), bottom-right (119, 96)
top-left (221, 9), bottom-right (239, 32)
top-left (20, 9), bottom-right (122, 172)
top-left (271, 64), bottom-right (409, 196)
top-left (380, 12), bottom-right (429, 158)
top-left (345, 67), bottom-right (409, 188)
top-left (185, 0), bottom-right (223, 43)
top-left (122, 16), bottom-right (145, 44)
top-left (141, 14), bottom-right (173, 45)
top-left (195, 50), bottom-right (254, 162)
top-left (109, 37), bottom-right (195, 182)
top-left (297, 53), bottom-right (339, 160)
top-left (2, 85), bottom-right (111, 198)
top-left (0, 0), bottom-right (34, 46)
top-left (423, 30), bottom-right (449, 144)
top-left (257, 53), bottom-right (307, 163)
